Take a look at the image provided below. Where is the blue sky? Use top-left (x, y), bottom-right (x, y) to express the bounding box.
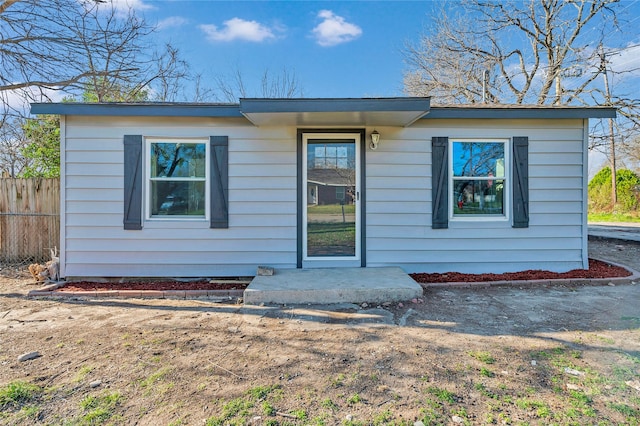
top-left (114, 0), bottom-right (640, 102)
top-left (121, 0), bottom-right (435, 98)
top-left (112, 0), bottom-right (640, 176)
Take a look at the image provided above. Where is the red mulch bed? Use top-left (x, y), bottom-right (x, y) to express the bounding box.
top-left (51, 259), bottom-right (632, 291)
top-left (56, 280), bottom-right (248, 292)
top-left (410, 258), bottom-right (632, 284)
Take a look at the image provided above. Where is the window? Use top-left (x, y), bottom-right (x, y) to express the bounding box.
top-left (124, 135), bottom-right (228, 230)
top-left (147, 139), bottom-right (208, 218)
top-left (432, 136), bottom-right (527, 229)
top-left (451, 139), bottom-right (508, 218)
top-left (310, 144), bottom-right (351, 169)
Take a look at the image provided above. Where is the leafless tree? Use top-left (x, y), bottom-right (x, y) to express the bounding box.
top-left (0, 0), bottom-right (191, 176)
top-left (0, 0), bottom-right (189, 110)
top-left (213, 66), bottom-right (303, 102)
top-left (404, 0), bottom-right (640, 210)
top-left (403, 0), bottom-right (619, 105)
top-left (0, 114), bottom-right (30, 177)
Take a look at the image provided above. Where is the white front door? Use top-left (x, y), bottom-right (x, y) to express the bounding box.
top-left (302, 133), bottom-right (361, 267)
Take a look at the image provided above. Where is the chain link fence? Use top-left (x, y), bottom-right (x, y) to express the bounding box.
top-left (0, 212), bottom-right (60, 266)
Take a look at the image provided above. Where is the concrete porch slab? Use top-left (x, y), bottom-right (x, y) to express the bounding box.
top-left (243, 267), bottom-right (423, 305)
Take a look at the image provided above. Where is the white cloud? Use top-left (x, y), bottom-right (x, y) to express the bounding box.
top-left (109, 0), bottom-right (155, 12)
top-left (199, 18), bottom-right (276, 43)
top-left (2, 87), bottom-right (66, 116)
top-left (312, 10), bottom-right (362, 47)
top-left (157, 16), bottom-right (188, 31)
top-left (609, 43), bottom-right (640, 77)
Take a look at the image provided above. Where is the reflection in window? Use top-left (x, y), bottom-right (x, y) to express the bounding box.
top-left (309, 144), bottom-right (350, 169)
top-left (452, 141), bottom-right (506, 216)
top-left (149, 142), bottom-right (206, 217)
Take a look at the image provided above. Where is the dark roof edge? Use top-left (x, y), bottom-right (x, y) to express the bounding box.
top-left (239, 97), bottom-right (431, 113)
top-left (425, 106), bottom-right (616, 119)
top-left (30, 101), bottom-right (616, 120)
top-left (30, 102), bottom-right (244, 117)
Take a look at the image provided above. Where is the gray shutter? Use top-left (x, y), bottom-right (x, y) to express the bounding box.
top-left (431, 137), bottom-right (449, 229)
top-left (210, 136), bottom-right (229, 228)
top-left (512, 136), bottom-right (529, 228)
top-left (123, 135), bottom-right (143, 230)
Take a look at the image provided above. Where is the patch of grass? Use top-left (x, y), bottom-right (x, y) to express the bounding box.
top-left (372, 409), bottom-right (394, 425)
top-left (588, 213), bottom-right (640, 223)
top-left (611, 365), bottom-right (637, 382)
top-left (468, 350), bottom-right (495, 364)
top-left (342, 419), bottom-right (365, 426)
top-left (594, 334), bottom-right (616, 345)
top-left (0, 380), bottom-right (41, 409)
top-left (475, 383), bottom-right (498, 399)
top-left (308, 204), bottom-right (356, 215)
top-left (73, 365), bottom-right (94, 382)
top-left (321, 398), bottom-right (338, 411)
top-left (221, 397), bottom-right (254, 419)
top-left (531, 346), bottom-right (565, 360)
top-left (497, 412), bottom-right (511, 424)
top-left (261, 401), bottom-right (275, 416)
top-left (560, 389), bottom-right (596, 418)
top-left (516, 398), bottom-right (551, 418)
top-left (480, 367), bottom-right (495, 378)
top-left (450, 407), bottom-right (470, 425)
top-left (138, 367), bottom-right (170, 388)
top-left (78, 392), bottom-right (122, 424)
top-left (420, 398), bottom-right (447, 424)
top-left (206, 384), bottom-right (281, 425)
top-left (426, 386), bottom-right (456, 403)
top-left (609, 402), bottom-right (639, 417)
top-left (347, 393), bottom-right (361, 404)
top-left (247, 384), bottom-right (280, 401)
top-left (290, 409), bottom-right (307, 420)
top-left (307, 222), bottom-right (356, 252)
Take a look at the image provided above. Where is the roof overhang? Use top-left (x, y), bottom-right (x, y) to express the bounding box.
top-left (426, 105), bottom-right (616, 119)
top-left (239, 97), bottom-right (431, 127)
top-left (30, 100), bottom-right (615, 123)
top-left (30, 102), bottom-right (243, 117)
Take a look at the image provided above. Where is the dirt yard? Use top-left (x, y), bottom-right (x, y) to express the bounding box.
top-left (1, 239), bottom-right (639, 425)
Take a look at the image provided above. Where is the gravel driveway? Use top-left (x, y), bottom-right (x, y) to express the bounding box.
top-left (588, 237), bottom-right (640, 272)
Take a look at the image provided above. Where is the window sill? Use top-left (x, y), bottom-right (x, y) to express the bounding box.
top-left (143, 218), bottom-right (209, 229)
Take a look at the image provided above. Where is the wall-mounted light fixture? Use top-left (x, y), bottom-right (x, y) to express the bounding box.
top-left (370, 130), bottom-right (380, 150)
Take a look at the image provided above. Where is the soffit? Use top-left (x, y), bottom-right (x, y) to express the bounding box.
top-left (239, 97), bottom-right (431, 127)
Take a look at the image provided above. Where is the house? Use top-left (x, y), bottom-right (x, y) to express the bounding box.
top-left (31, 98), bottom-right (615, 279)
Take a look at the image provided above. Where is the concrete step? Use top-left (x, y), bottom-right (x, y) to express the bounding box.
top-left (244, 267), bottom-right (423, 305)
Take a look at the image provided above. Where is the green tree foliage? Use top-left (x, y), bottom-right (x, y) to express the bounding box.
top-left (19, 115), bottom-right (60, 178)
top-left (18, 83), bottom-right (149, 179)
top-left (589, 167), bottom-right (640, 213)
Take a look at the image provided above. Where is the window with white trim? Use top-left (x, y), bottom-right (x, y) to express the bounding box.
top-left (451, 139), bottom-right (508, 217)
top-left (147, 139), bottom-right (208, 218)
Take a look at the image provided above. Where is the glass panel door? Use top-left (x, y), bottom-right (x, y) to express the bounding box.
top-left (304, 135), bottom-right (359, 260)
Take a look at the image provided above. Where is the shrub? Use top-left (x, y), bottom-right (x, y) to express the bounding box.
top-left (588, 167), bottom-right (640, 213)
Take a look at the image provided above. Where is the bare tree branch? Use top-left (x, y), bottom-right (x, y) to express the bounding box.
top-left (403, 0), bottom-right (619, 106)
top-left (0, 0), bottom-right (189, 107)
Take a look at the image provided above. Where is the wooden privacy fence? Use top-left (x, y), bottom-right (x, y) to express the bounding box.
top-left (0, 178), bottom-right (60, 263)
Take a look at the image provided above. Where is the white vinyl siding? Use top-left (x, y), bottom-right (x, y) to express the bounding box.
top-left (61, 115), bottom-right (589, 278)
top-left (366, 118), bottom-right (587, 274)
top-left (63, 116), bottom-right (296, 278)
